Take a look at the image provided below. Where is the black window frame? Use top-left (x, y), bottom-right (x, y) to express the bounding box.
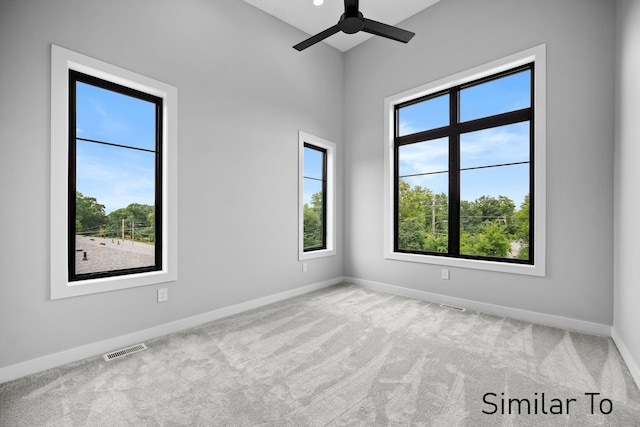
top-left (393, 63), bottom-right (534, 265)
top-left (302, 142), bottom-right (328, 252)
top-left (68, 70), bottom-right (163, 281)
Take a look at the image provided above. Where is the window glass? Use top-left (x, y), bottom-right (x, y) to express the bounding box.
top-left (303, 146), bottom-right (324, 179)
top-left (398, 137), bottom-right (449, 177)
top-left (76, 81), bottom-right (157, 151)
top-left (398, 94), bottom-right (449, 136)
top-left (397, 175), bottom-right (449, 253)
top-left (393, 64), bottom-right (533, 264)
top-left (460, 164), bottom-right (530, 260)
top-left (75, 141), bottom-right (157, 276)
top-left (71, 73), bottom-right (161, 280)
top-left (298, 131), bottom-right (336, 260)
top-left (460, 122), bottom-right (530, 170)
top-left (459, 70), bottom-right (531, 122)
top-left (385, 46), bottom-right (545, 275)
top-left (397, 137), bottom-right (449, 253)
top-left (303, 145), bottom-right (326, 251)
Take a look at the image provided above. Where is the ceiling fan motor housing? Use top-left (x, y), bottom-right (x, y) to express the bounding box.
top-left (340, 12), bottom-right (364, 34)
top-left (293, 0), bottom-right (415, 51)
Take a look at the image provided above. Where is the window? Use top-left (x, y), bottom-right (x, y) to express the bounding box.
top-left (299, 132), bottom-right (336, 260)
top-left (51, 45), bottom-right (178, 299)
top-left (69, 71), bottom-right (162, 281)
top-left (384, 45), bottom-right (546, 276)
top-left (303, 144), bottom-right (327, 251)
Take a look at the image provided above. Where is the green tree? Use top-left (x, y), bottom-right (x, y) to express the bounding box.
top-left (303, 192), bottom-right (323, 249)
top-left (461, 222), bottom-right (510, 258)
top-left (106, 207), bottom-right (130, 238)
top-left (460, 195), bottom-right (516, 236)
top-left (106, 203), bottom-right (155, 242)
top-left (396, 181), bottom-right (529, 259)
top-left (459, 195), bottom-right (517, 258)
top-left (75, 191), bottom-right (107, 234)
top-left (423, 233), bottom-right (448, 253)
top-left (398, 180), bottom-right (428, 220)
top-left (126, 203), bottom-right (154, 225)
top-left (397, 179), bottom-right (448, 252)
top-left (144, 211), bottom-right (156, 242)
top-left (514, 195), bottom-right (530, 260)
top-left (147, 210), bottom-right (155, 229)
top-left (126, 203), bottom-right (154, 241)
top-left (398, 217), bottom-right (426, 251)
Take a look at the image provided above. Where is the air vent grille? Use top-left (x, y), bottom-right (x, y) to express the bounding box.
top-left (103, 343), bottom-right (147, 361)
top-left (439, 303), bottom-right (465, 312)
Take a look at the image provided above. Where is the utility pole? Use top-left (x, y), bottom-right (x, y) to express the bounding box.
top-left (122, 218), bottom-right (125, 241)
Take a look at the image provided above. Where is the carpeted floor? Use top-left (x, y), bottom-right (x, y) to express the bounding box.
top-left (1, 284), bottom-right (639, 426)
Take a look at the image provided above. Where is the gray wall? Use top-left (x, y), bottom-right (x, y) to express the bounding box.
top-left (343, 0), bottom-right (616, 325)
top-left (614, 0), bottom-right (640, 379)
top-left (0, 0), bottom-right (344, 368)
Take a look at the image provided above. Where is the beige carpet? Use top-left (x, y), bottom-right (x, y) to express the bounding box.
top-left (2, 284), bottom-right (639, 426)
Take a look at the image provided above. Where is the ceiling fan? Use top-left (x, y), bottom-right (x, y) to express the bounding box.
top-left (293, 0), bottom-right (416, 51)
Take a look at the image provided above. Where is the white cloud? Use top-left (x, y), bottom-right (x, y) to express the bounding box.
top-left (460, 124), bottom-right (529, 167)
top-left (399, 138), bottom-right (448, 177)
top-left (399, 120), bottom-right (418, 137)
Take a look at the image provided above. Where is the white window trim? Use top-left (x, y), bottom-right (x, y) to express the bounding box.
top-left (383, 44), bottom-right (546, 277)
top-left (298, 131), bottom-right (336, 260)
top-left (50, 44), bottom-right (178, 299)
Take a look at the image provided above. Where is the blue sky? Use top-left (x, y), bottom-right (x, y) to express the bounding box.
top-left (398, 70), bottom-right (531, 207)
top-left (75, 82), bottom-right (157, 214)
top-left (76, 69), bottom-right (530, 214)
top-left (303, 146), bottom-right (324, 206)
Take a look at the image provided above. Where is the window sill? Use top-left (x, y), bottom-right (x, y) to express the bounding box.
top-left (385, 251), bottom-right (545, 277)
top-left (299, 248), bottom-right (336, 261)
top-left (51, 270), bottom-right (176, 300)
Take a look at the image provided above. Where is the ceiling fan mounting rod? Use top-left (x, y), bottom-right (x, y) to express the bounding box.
top-left (345, 0), bottom-right (359, 16)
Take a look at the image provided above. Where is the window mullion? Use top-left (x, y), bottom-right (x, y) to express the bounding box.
top-left (458, 108), bottom-right (531, 134)
top-left (321, 148), bottom-right (328, 250)
top-left (528, 63), bottom-right (535, 264)
top-left (393, 141), bottom-right (400, 252)
top-left (68, 73), bottom-right (78, 280)
top-left (448, 88), bottom-right (461, 256)
top-left (302, 143), bottom-right (328, 252)
top-left (396, 126), bottom-right (451, 146)
top-left (154, 100), bottom-right (163, 270)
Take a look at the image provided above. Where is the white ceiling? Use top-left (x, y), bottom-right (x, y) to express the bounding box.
top-left (243, 0), bottom-right (441, 52)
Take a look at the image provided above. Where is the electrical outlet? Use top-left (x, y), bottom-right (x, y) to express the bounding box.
top-left (441, 269), bottom-right (450, 280)
top-left (302, 263), bottom-right (308, 273)
top-left (157, 288), bottom-right (168, 302)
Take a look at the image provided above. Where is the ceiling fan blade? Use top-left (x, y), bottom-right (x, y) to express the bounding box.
top-left (293, 24), bottom-right (341, 51)
top-left (344, 0), bottom-right (359, 15)
top-left (362, 18), bottom-right (415, 43)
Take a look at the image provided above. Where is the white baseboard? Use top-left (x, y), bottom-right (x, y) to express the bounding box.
top-left (345, 277), bottom-right (612, 336)
top-left (2, 276), bottom-right (621, 386)
top-left (611, 328), bottom-right (640, 390)
top-left (0, 277), bottom-right (344, 385)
